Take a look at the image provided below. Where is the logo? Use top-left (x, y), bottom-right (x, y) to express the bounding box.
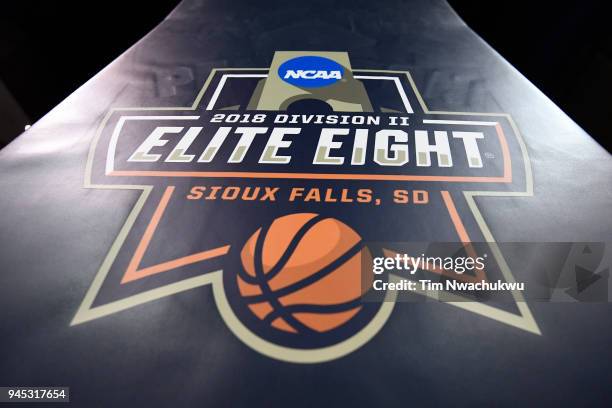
top-left (74, 51), bottom-right (540, 363)
top-left (237, 213), bottom-right (372, 337)
top-left (278, 55), bottom-right (344, 88)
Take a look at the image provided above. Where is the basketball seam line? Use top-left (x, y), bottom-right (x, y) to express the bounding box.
top-left (253, 221), bottom-right (317, 335)
top-left (261, 214), bottom-right (326, 282)
top-left (246, 240), bottom-right (366, 304)
top-left (235, 214), bottom-right (323, 285)
top-left (262, 298), bottom-right (363, 325)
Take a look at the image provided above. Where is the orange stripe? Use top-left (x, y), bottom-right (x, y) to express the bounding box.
top-left (440, 191), bottom-right (486, 282)
top-left (111, 170), bottom-right (510, 183)
top-left (121, 185), bottom-right (229, 283)
top-left (122, 246), bottom-right (230, 283)
top-left (440, 191), bottom-right (471, 243)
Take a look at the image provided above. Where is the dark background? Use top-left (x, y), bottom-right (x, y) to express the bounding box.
top-left (0, 0), bottom-right (610, 150)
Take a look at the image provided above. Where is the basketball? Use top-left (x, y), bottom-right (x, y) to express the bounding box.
top-left (237, 213), bottom-right (372, 334)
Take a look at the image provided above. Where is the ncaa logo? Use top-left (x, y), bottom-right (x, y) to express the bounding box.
top-left (278, 55), bottom-right (344, 88)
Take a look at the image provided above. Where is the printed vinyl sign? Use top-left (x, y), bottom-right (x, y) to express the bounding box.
top-left (73, 51), bottom-right (539, 363)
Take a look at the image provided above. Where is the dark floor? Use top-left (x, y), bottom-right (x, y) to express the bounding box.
top-left (449, 0), bottom-right (612, 152)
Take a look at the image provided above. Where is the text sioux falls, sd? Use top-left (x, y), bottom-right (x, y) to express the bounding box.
top-left (185, 186), bottom-right (430, 206)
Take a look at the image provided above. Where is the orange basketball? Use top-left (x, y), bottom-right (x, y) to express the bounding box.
top-left (237, 213), bottom-right (371, 334)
